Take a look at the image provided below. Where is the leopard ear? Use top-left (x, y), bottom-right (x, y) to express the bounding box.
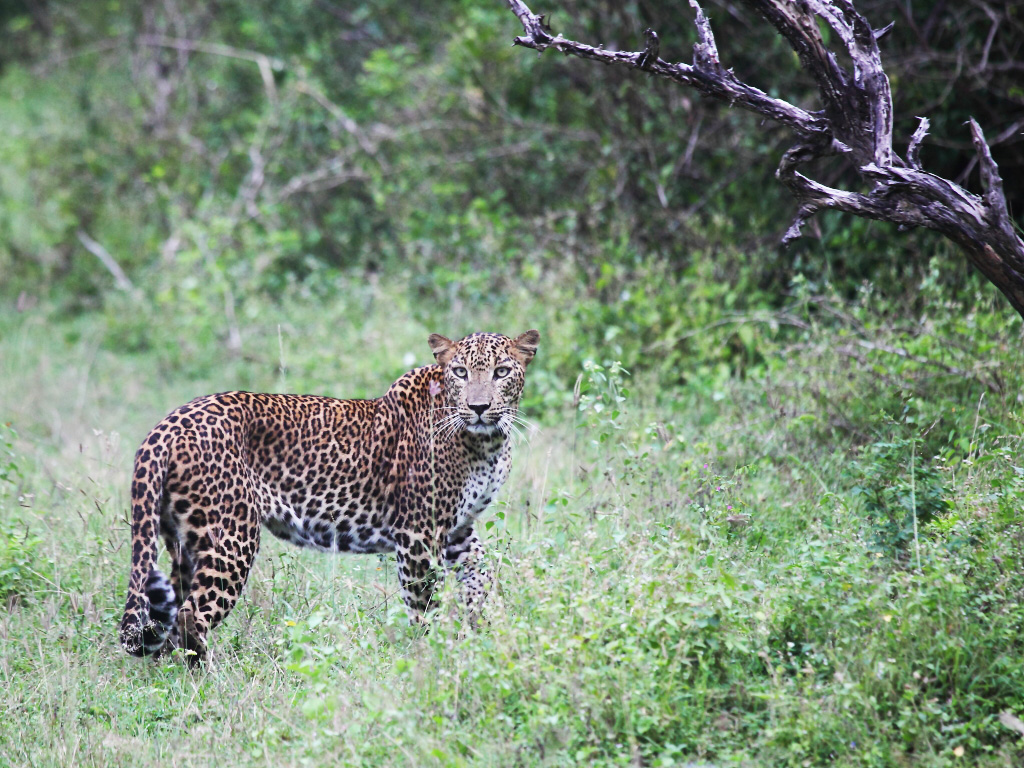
top-left (428, 333), bottom-right (457, 366)
top-left (511, 329), bottom-right (540, 366)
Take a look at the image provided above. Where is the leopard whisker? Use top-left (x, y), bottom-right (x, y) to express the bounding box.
top-left (439, 421), bottom-right (464, 441)
top-left (442, 421), bottom-right (465, 441)
top-left (498, 414), bottom-right (527, 445)
top-left (444, 414), bottom-right (467, 439)
top-left (509, 414), bottom-right (535, 433)
top-left (511, 415), bottom-right (538, 438)
top-left (431, 412), bottom-right (464, 442)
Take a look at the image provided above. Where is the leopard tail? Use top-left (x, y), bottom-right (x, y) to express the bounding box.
top-left (119, 439), bottom-right (178, 657)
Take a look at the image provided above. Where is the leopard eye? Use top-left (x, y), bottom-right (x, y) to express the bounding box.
top-left (452, 366), bottom-right (469, 379)
top-left (494, 366), bottom-right (511, 379)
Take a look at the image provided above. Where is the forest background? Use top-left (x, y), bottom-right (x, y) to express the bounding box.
top-left (1, 1), bottom-right (1024, 766)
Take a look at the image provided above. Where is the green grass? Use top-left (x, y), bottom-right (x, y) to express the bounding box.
top-left (2, 278), bottom-right (1024, 767)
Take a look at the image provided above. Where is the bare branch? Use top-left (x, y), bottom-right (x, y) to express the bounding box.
top-left (502, 0), bottom-right (1024, 318)
top-left (503, 0), bottom-right (832, 142)
top-left (76, 230), bottom-right (136, 294)
top-left (137, 34), bottom-right (280, 103)
top-left (276, 159), bottom-right (369, 201)
top-left (969, 118), bottom-right (1014, 238)
top-left (506, 0), bottom-right (555, 48)
top-left (31, 40), bottom-right (121, 76)
top-left (873, 21), bottom-right (894, 41)
top-left (636, 28), bottom-right (659, 71)
top-left (907, 116), bottom-right (929, 169)
top-left (294, 80), bottom-right (392, 160)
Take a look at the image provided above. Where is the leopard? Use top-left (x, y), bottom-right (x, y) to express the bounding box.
top-left (119, 329), bottom-right (539, 663)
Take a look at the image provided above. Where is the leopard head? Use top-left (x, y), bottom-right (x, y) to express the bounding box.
top-left (428, 330), bottom-right (539, 437)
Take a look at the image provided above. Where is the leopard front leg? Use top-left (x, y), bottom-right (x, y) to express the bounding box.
top-left (444, 526), bottom-right (492, 626)
top-left (395, 534), bottom-right (441, 622)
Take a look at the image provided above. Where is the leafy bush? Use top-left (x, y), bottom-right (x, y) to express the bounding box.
top-left (851, 428), bottom-right (950, 560)
top-left (0, 525), bottom-right (52, 609)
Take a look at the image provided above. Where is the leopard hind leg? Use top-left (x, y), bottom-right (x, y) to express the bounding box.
top-left (169, 487), bottom-right (262, 666)
top-left (175, 537), bottom-right (259, 665)
top-left (155, 518), bottom-right (193, 656)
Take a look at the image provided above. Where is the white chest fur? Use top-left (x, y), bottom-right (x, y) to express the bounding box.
top-left (454, 444), bottom-right (511, 530)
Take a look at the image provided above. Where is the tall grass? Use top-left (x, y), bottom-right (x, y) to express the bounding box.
top-left (1, 274), bottom-right (1023, 767)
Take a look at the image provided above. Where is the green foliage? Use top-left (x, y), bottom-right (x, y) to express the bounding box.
top-left (0, 423), bottom-right (50, 608)
top-left (0, 422), bottom-right (20, 487)
top-left (2, 1), bottom-right (1024, 765)
top-left (0, 524), bottom-right (52, 609)
top-left (2, 0), bottom-right (1019, 314)
top-left (576, 359), bottom-right (630, 442)
top-left (850, 422), bottom-right (950, 560)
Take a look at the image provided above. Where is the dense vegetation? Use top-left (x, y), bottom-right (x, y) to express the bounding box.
top-left (1, 1), bottom-right (1023, 765)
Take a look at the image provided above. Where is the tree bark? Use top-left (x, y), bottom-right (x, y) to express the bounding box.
top-left (503, 0), bottom-right (1024, 319)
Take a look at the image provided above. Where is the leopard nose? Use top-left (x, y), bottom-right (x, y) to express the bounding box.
top-left (469, 402), bottom-right (490, 417)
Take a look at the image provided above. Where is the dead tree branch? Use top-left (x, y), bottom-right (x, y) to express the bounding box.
top-left (76, 230), bottom-right (136, 294)
top-left (137, 34), bottom-right (280, 103)
top-left (503, 0), bottom-right (1024, 318)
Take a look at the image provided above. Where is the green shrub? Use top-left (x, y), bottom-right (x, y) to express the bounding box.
top-left (850, 428), bottom-right (950, 561)
top-left (0, 524), bottom-right (52, 608)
